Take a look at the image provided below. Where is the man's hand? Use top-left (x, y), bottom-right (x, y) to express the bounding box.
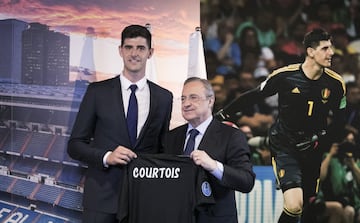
top-left (190, 150), bottom-right (217, 172)
top-left (329, 143), bottom-right (339, 157)
top-left (106, 146), bottom-right (137, 166)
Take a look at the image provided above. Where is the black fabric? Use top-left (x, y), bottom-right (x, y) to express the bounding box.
top-left (82, 209), bottom-right (118, 223)
top-left (117, 153), bottom-right (215, 223)
top-left (278, 211), bottom-right (300, 223)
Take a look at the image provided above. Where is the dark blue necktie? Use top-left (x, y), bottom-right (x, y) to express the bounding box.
top-left (127, 84), bottom-right (138, 147)
top-left (184, 129), bottom-right (199, 155)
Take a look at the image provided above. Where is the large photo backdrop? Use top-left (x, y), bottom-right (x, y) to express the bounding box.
top-left (0, 1), bottom-right (199, 222)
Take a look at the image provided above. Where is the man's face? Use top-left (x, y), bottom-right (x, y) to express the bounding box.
top-left (119, 37), bottom-right (153, 77)
top-left (181, 81), bottom-right (213, 127)
top-left (311, 40), bottom-right (334, 68)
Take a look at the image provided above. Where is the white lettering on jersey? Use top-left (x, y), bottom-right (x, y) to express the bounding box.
top-left (133, 167), bottom-right (181, 179)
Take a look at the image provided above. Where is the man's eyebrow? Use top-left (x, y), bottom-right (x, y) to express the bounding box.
top-left (123, 44), bottom-right (146, 48)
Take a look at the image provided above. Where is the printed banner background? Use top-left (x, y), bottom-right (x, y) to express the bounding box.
top-left (0, 1), bottom-right (199, 222)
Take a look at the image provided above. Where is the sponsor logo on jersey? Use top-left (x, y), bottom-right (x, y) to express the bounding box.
top-left (133, 167), bottom-right (180, 179)
top-left (291, 87), bottom-right (300, 94)
top-left (201, 181), bottom-right (212, 197)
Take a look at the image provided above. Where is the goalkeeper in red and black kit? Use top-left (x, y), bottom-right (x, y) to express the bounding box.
top-left (219, 28), bottom-right (347, 222)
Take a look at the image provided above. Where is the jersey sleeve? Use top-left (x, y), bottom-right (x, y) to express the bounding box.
top-left (220, 72), bottom-right (281, 122)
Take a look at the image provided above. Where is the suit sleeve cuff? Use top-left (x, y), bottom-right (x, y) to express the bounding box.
top-left (210, 161), bottom-right (224, 180)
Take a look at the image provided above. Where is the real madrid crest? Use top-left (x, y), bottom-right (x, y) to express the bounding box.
top-left (201, 181), bottom-right (212, 197)
top-left (321, 88), bottom-right (331, 103)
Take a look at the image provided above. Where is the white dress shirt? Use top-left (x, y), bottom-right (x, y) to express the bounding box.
top-left (103, 74), bottom-right (150, 167)
top-left (185, 116), bottom-right (224, 180)
top-left (120, 74), bottom-right (150, 137)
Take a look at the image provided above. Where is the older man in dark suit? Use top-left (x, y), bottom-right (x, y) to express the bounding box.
top-left (162, 77), bottom-right (255, 223)
top-left (67, 24), bottom-right (173, 223)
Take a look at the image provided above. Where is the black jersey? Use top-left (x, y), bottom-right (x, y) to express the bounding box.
top-left (228, 63), bottom-right (346, 150)
top-left (263, 64), bottom-right (346, 150)
top-left (117, 153), bottom-right (215, 223)
top-left (259, 64), bottom-right (346, 132)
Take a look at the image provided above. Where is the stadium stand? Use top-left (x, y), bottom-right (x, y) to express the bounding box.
top-left (58, 190), bottom-right (83, 210)
top-left (25, 132), bottom-right (54, 158)
top-left (0, 83), bottom-right (85, 222)
top-left (1, 129), bottom-right (30, 155)
top-left (33, 184), bottom-right (63, 205)
top-left (0, 175), bottom-right (14, 192)
top-left (10, 179), bottom-right (37, 198)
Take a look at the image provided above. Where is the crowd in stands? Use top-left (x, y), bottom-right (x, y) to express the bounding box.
top-left (201, 0), bottom-right (360, 222)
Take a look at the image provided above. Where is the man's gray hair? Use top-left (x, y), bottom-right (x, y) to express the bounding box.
top-left (184, 77), bottom-right (214, 98)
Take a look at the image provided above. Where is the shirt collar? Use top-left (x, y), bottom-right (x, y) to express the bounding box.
top-left (120, 74), bottom-right (147, 91)
top-left (187, 116), bottom-right (213, 136)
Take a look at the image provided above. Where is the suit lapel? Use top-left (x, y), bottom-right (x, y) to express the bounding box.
top-left (112, 76), bottom-right (132, 146)
top-left (176, 125), bottom-right (188, 154)
top-left (136, 81), bottom-right (156, 145)
top-left (198, 119), bottom-right (221, 152)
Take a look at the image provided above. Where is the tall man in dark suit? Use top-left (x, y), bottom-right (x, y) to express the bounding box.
top-left (67, 24), bottom-right (173, 223)
top-left (162, 77), bottom-right (255, 223)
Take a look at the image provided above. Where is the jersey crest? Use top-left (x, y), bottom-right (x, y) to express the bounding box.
top-left (321, 88), bottom-right (331, 103)
top-left (201, 181), bottom-right (212, 197)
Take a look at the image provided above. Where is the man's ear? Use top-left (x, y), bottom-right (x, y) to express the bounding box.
top-left (118, 45), bottom-right (123, 57)
top-left (148, 48), bottom-right (154, 59)
top-left (209, 96), bottom-right (215, 107)
top-left (307, 47), bottom-right (314, 58)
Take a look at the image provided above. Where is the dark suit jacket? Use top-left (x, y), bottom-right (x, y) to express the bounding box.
top-left (67, 76), bottom-right (173, 213)
top-left (162, 118), bottom-right (255, 223)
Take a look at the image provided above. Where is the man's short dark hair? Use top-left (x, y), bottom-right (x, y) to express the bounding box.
top-left (121, 24), bottom-right (152, 48)
top-left (303, 28), bottom-right (332, 50)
